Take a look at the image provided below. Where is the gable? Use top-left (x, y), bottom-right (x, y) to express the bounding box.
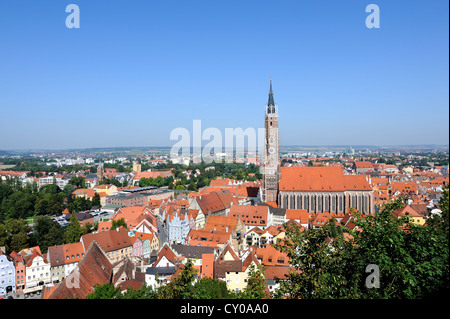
top-left (154, 255), bottom-right (175, 268)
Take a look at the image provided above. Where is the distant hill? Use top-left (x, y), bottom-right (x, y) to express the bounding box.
top-left (0, 150), bottom-right (9, 155)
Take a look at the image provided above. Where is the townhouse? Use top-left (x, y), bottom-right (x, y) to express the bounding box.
top-left (9, 251), bottom-right (26, 293)
top-left (213, 244), bottom-right (262, 293)
top-left (132, 232), bottom-right (159, 258)
top-left (47, 242), bottom-right (85, 284)
top-left (0, 250), bottom-right (16, 296)
top-left (166, 207), bottom-right (195, 245)
top-left (21, 247), bottom-right (51, 294)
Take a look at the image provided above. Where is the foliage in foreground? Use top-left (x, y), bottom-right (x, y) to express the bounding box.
top-left (273, 187), bottom-right (449, 299)
top-left (86, 258), bottom-right (268, 299)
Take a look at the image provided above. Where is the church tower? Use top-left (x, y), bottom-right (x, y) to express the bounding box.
top-left (97, 161), bottom-right (104, 183)
top-left (262, 79), bottom-right (281, 203)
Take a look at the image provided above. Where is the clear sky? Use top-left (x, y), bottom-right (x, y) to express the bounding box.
top-left (0, 0), bottom-right (448, 150)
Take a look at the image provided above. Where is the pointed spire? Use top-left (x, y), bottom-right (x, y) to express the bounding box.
top-left (267, 78), bottom-right (275, 110)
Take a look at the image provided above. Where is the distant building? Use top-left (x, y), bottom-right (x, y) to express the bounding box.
top-left (97, 162), bottom-right (104, 182)
top-left (132, 162), bottom-right (142, 173)
top-left (38, 176), bottom-right (68, 189)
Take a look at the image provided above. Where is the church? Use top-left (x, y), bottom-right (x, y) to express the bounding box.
top-left (260, 81), bottom-right (375, 215)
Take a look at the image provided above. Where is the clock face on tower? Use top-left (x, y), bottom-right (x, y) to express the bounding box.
top-left (268, 147), bottom-right (275, 155)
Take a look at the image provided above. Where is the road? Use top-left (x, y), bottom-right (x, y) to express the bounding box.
top-left (157, 216), bottom-right (168, 245)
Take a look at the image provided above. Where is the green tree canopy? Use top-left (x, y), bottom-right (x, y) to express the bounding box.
top-left (274, 192), bottom-right (449, 299)
top-left (64, 213), bottom-right (83, 243)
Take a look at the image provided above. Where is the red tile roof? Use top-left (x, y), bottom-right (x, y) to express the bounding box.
top-left (229, 205), bottom-right (268, 227)
top-left (279, 167), bottom-right (371, 191)
top-left (392, 205), bottom-right (423, 218)
top-left (81, 227), bottom-right (134, 253)
top-left (48, 241), bottom-right (113, 299)
top-left (134, 170), bottom-right (173, 180)
top-left (286, 209), bottom-right (310, 223)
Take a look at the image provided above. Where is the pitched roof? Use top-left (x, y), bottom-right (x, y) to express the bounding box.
top-left (286, 209), bottom-right (310, 223)
top-left (187, 229), bottom-right (231, 247)
top-left (255, 244), bottom-right (289, 267)
top-left (171, 244), bottom-right (216, 260)
top-left (72, 188), bottom-right (96, 197)
top-left (48, 241), bottom-right (113, 299)
top-left (392, 205), bottom-right (423, 218)
top-left (133, 170), bottom-right (173, 180)
top-left (196, 190), bottom-right (236, 214)
top-left (204, 215), bottom-right (239, 232)
top-left (81, 227), bottom-right (134, 253)
top-left (264, 265), bottom-right (290, 280)
top-left (229, 205), bottom-right (268, 227)
top-left (353, 161), bottom-right (376, 169)
top-left (154, 243), bottom-right (183, 266)
top-left (200, 253), bottom-right (215, 278)
top-left (113, 206), bottom-right (157, 230)
top-left (279, 166), bottom-right (371, 191)
top-left (134, 231), bottom-right (155, 242)
top-left (214, 244), bottom-right (242, 278)
top-left (311, 212), bottom-right (333, 227)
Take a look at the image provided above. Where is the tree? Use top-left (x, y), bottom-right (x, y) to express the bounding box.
top-left (243, 263), bottom-right (269, 299)
top-left (91, 193), bottom-right (101, 207)
top-left (187, 182), bottom-right (197, 191)
top-left (64, 213), bottom-right (83, 243)
top-left (110, 218), bottom-right (127, 230)
top-left (175, 184), bottom-right (186, 191)
top-left (157, 259), bottom-right (197, 299)
top-left (274, 196), bottom-right (450, 299)
top-left (123, 284), bottom-right (158, 299)
top-left (68, 196), bottom-right (92, 213)
top-left (31, 215), bottom-right (64, 253)
top-left (9, 231), bottom-right (29, 253)
top-left (86, 283), bottom-right (122, 299)
top-left (191, 277), bottom-right (233, 299)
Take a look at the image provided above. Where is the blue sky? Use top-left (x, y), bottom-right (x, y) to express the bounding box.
top-left (0, 0), bottom-right (448, 150)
